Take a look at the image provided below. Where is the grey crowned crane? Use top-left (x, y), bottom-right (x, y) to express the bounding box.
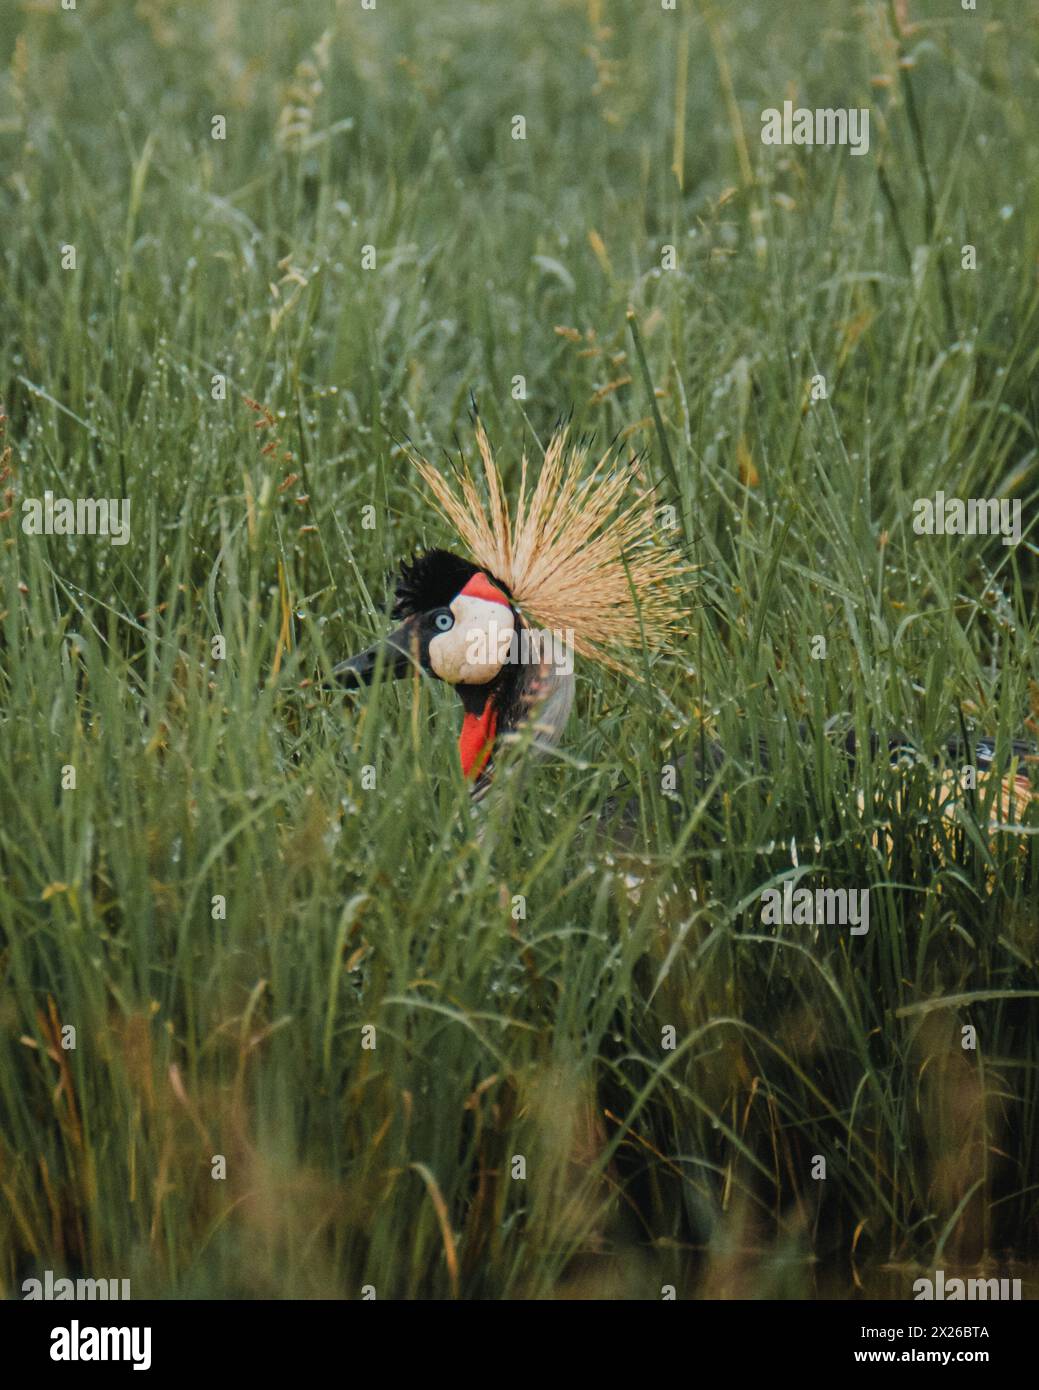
top-left (334, 419), bottom-right (686, 798)
top-left (333, 420), bottom-right (1037, 832)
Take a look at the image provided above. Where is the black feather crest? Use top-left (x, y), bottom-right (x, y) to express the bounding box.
top-left (391, 549), bottom-right (479, 619)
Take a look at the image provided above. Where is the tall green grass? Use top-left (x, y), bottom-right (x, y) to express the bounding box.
top-left (1, 0), bottom-right (1037, 1298)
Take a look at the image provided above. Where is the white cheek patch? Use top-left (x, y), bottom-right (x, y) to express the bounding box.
top-left (428, 595), bottom-right (515, 685)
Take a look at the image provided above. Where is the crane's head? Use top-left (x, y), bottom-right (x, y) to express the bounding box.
top-left (332, 420), bottom-right (686, 787)
top-left (333, 549), bottom-right (528, 781)
top-left (335, 549), bottom-right (516, 690)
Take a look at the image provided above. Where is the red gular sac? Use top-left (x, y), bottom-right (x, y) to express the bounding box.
top-left (458, 699), bottom-right (499, 779)
top-left (456, 572), bottom-right (511, 778)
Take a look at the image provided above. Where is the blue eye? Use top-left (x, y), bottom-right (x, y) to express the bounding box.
top-left (433, 611), bottom-right (454, 632)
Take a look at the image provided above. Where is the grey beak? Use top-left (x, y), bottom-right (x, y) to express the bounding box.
top-left (331, 618), bottom-right (421, 688)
